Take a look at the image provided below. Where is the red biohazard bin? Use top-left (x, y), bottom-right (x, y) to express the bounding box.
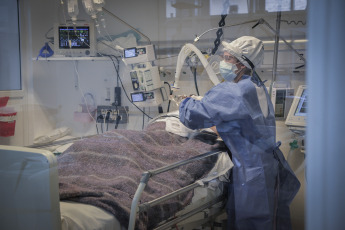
top-left (0, 97), bottom-right (17, 137)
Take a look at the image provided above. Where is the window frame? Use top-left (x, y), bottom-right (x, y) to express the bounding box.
top-left (0, 0), bottom-right (24, 98)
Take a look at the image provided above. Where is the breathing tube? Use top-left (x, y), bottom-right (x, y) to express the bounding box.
top-left (173, 43), bottom-right (219, 90)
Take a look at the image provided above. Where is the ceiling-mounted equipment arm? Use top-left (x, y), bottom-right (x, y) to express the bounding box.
top-left (173, 43), bottom-right (219, 90)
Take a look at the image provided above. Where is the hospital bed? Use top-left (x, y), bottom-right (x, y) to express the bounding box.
top-left (0, 116), bottom-right (232, 230)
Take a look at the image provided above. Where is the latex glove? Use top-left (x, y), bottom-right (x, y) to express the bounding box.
top-left (191, 95), bottom-right (203, 100)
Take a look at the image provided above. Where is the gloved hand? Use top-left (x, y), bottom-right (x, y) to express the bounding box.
top-left (191, 95), bottom-right (203, 100)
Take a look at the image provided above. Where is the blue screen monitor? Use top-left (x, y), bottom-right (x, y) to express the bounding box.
top-left (54, 22), bottom-right (96, 57)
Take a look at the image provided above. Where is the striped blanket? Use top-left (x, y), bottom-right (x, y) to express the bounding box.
top-left (58, 121), bottom-right (223, 229)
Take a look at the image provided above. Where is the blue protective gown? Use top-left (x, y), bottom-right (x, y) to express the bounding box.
top-left (179, 75), bottom-right (300, 230)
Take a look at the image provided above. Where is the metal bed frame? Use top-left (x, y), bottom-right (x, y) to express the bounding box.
top-left (128, 150), bottom-right (228, 230)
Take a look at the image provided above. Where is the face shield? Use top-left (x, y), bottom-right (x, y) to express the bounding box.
top-left (206, 42), bottom-right (244, 83)
top-left (206, 37), bottom-right (264, 83)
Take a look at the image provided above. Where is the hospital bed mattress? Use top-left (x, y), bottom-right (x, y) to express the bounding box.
top-left (60, 201), bottom-right (124, 230)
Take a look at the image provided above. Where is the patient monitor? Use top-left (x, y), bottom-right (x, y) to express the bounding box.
top-left (54, 21), bottom-right (96, 57)
top-left (285, 85), bottom-right (307, 133)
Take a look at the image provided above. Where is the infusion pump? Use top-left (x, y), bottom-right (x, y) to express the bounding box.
top-left (130, 65), bottom-right (161, 92)
top-left (130, 88), bottom-right (168, 107)
top-left (123, 45), bottom-right (167, 107)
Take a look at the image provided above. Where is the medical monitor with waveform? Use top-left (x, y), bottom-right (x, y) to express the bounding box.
top-left (285, 85), bottom-right (307, 131)
top-left (54, 22), bottom-right (96, 57)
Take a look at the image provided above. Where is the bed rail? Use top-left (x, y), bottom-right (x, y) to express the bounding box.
top-left (128, 150), bottom-right (223, 230)
top-left (154, 195), bottom-right (225, 230)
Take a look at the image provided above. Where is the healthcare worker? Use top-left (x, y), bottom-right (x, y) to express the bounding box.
top-left (179, 36), bottom-right (300, 230)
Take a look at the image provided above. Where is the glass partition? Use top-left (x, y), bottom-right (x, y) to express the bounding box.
top-left (0, 1), bottom-right (310, 230)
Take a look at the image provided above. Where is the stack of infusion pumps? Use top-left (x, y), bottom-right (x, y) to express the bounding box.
top-left (123, 45), bottom-right (167, 106)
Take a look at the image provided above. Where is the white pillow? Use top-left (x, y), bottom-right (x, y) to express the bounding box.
top-left (165, 117), bottom-right (196, 137)
top-left (164, 111), bottom-right (196, 137)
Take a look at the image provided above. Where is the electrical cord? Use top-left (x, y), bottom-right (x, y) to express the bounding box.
top-left (193, 20), bottom-right (259, 43)
top-left (142, 107), bottom-right (145, 130)
top-left (96, 123), bottom-right (99, 134)
top-left (105, 55), bottom-right (153, 119)
top-left (45, 27), bottom-right (54, 44)
top-left (192, 67), bottom-right (200, 96)
top-left (60, 5), bottom-right (154, 124)
top-left (164, 82), bottom-right (172, 113)
top-left (105, 110), bottom-right (111, 131)
top-left (59, 1), bottom-right (126, 134)
top-left (115, 115), bottom-right (121, 129)
top-left (59, 1), bottom-right (102, 134)
top-left (281, 20), bottom-right (306, 26)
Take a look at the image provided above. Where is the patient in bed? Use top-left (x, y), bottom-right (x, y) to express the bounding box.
top-left (57, 113), bottom-right (230, 230)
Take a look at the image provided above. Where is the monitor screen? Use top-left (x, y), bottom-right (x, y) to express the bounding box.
top-left (124, 48), bottom-right (137, 58)
top-left (294, 89), bottom-right (307, 116)
top-left (131, 92), bottom-right (145, 102)
top-left (285, 85), bottom-right (307, 130)
top-left (58, 26), bottom-right (90, 49)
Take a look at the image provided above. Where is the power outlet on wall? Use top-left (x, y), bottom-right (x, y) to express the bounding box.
top-left (96, 106), bottom-right (129, 124)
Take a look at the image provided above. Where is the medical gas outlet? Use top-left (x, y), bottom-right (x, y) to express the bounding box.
top-left (96, 106), bottom-right (129, 124)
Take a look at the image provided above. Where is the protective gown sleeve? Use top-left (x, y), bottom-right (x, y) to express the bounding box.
top-left (179, 82), bottom-right (248, 130)
top-left (179, 97), bottom-right (214, 129)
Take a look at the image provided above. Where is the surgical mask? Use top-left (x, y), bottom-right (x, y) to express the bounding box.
top-left (219, 60), bottom-right (238, 82)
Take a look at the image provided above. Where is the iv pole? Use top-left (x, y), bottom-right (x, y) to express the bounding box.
top-left (272, 11), bottom-right (281, 95)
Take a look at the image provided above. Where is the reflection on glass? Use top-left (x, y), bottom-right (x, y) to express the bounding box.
top-left (266, 0), bottom-right (307, 12)
top-left (294, 89), bottom-right (307, 117)
top-left (294, 0), bottom-right (307, 10)
top-left (209, 0), bottom-right (248, 15)
top-left (266, 0), bottom-right (291, 12)
top-left (166, 0), bottom-right (176, 18)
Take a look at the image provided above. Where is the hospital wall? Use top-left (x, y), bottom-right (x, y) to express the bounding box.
top-left (0, 0), bottom-right (307, 229)
top-left (26, 0), bottom-right (307, 137)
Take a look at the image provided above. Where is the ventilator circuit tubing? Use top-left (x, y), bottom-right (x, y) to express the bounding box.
top-left (173, 43), bottom-right (219, 89)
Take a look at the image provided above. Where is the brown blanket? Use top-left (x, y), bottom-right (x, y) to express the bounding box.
top-left (58, 121), bottom-right (222, 229)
